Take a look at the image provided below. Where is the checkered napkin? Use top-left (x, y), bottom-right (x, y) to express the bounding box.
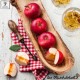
top-left (11, 19), bottom-right (48, 80)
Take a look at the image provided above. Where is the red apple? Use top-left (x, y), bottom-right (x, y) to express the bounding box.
top-left (24, 3), bottom-right (41, 19)
top-left (45, 48), bottom-right (57, 61)
top-left (31, 18), bottom-right (47, 34)
top-left (4, 63), bottom-right (17, 77)
top-left (38, 32), bottom-right (56, 49)
top-left (15, 52), bottom-right (29, 66)
top-left (54, 50), bottom-right (64, 65)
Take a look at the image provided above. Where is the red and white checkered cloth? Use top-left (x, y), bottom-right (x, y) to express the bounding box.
top-left (11, 19), bottom-right (48, 80)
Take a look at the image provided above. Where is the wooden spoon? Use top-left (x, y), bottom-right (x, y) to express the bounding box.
top-left (8, 20), bottom-right (37, 61)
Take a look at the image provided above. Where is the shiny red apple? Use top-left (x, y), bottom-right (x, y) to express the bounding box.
top-left (31, 18), bottom-right (47, 34)
top-left (45, 47), bottom-right (57, 61)
top-left (38, 32), bottom-right (56, 49)
top-left (54, 50), bottom-right (64, 65)
top-left (24, 3), bottom-right (41, 19)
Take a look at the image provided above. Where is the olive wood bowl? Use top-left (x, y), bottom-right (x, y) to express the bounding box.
top-left (10, 0), bottom-right (74, 74)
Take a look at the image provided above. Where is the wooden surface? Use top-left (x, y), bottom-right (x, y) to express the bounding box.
top-left (0, 0), bottom-right (80, 80)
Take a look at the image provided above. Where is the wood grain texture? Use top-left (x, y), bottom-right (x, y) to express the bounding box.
top-left (10, 0), bottom-right (74, 74)
top-left (0, 7), bottom-right (35, 80)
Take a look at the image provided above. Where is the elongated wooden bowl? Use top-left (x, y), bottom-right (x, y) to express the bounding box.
top-left (10, 0), bottom-right (74, 74)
